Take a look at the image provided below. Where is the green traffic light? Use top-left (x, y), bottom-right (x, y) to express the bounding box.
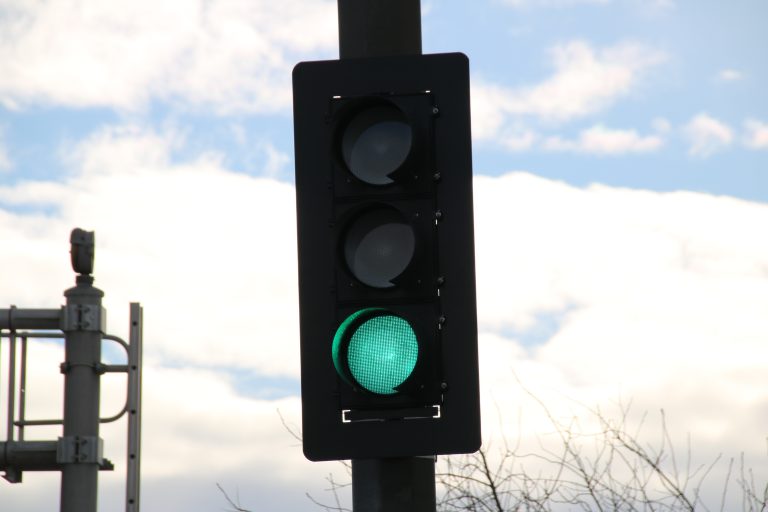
top-left (332, 308), bottom-right (419, 395)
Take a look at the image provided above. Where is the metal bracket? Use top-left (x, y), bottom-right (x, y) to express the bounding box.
top-left (61, 305), bottom-right (106, 333)
top-left (342, 405), bottom-right (441, 423)
top-left (56, 436), bottom-right (104, 465)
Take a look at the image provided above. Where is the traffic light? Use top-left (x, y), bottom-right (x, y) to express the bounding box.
top-left (293, 52), bottom-right (479, 461)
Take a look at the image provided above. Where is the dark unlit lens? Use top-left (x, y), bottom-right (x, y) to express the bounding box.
top-left (341, 105), bottom-right (412, 185)
top-left (344, 208), bottom-right (415, 288)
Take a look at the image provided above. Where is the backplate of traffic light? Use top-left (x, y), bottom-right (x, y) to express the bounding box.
top-left (293, 52), bottom-right (480, 461)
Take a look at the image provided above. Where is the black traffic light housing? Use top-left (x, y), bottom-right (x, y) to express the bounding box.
top-left (293, 52), bottom-right (479, 461)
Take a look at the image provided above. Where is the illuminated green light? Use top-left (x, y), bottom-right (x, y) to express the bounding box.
top-left (332, 308), bottom-right (418, 395)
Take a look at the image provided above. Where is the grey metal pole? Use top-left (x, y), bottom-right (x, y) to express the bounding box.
top-left (126, 302), bottom-right (143, 512)
top-left (337, 1), bottom-right (437, 510)
top-left (338, 0), bottom-right (421, 59)
top-left (0, 441), bottom-right (60, 471)
top-left (0, 308), bottom-right (61, 330)
top-left (60, 230), bottom-right (104, 512)
top-left (352, 458), bottom-right (436, 512)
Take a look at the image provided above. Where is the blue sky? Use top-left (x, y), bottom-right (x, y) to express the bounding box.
top-left (1, 1), bottom-right (767, 511)
top-left (2, 0), bottom-right (766, 200)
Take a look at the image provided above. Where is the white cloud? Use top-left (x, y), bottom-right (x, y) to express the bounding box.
top-left (471, 81), bottom-right (514, 141)
top-left (683, 113), bottom-right (733, 157)
top-left (0, 132), bottom-right (11, 171)
top-left (0, 0), bottom-right (337, 112)
top-left (0, 124), bottom-right (300, 376)
top-left (473, 174), bottom-right (768, 495)
top-left (743, 119), bottom-right (768, 149)
top-left (652, 117), bottom-right (672, 133)
top-left (472, 41), bottom-right (665, 147)
top-left (0, 123), bottom-right (326, 510)
top-left (650, 0), bottom-right (675, 7)
top-left (718, 69), bottom-right (743, 82)
top-left (542, 124), bottom-right (664, 154)
top-left (0, 341), bottom-right (328, 512)
top-left (501, 0), bottom-right (611, 6)
top-left (473, 172), bottom-right (768, 335)
top-left (499, 127), bottom-right (540, 151)
top-left (2, 128), bottom-right (768, 510)
top-left (500, 0), bottom-right (675, 9)
top-left (512, 41), bottom-right (662, 121)
top-left (261, 142), bottom-right (291, 177)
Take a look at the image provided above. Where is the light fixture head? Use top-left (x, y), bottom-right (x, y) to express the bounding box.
top-left (70, 228), bottom-right (95, 276)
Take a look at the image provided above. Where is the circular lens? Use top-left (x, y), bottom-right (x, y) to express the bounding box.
top-left (341, 105), bottom-right (412, 185)
top-left (343, 207), bottom-right (415, 288)
top-left (332, 309), bottom-right (419, 395)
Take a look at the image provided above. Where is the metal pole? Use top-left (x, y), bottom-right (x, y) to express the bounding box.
top-left (353, 457), bottom-right (436, 512)
top-left (19, 335), bottom-right (28, 442)
top-left (0, 441), bottom-right (60, 471)
top-left (338, 0), bottom-right (421, 59)
top-left (0, 307), bottom-right (63, 330)
top-left (7, 329), bottom-right (16, 443)
top-left (60, 273), bottom-right (104, 512)
top-left (337, 1), bottom-right (436, 510)
top-left (126, 302), bottom-right (143, 512)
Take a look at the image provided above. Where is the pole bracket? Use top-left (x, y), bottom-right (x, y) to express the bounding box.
top-left (56, 436), bottom-right (109, 466)
top-left (61, 304), bottom-right (106, 333)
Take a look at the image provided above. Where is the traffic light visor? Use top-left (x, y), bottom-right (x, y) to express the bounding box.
top-left (341, 104), bottom-right (412, 185)
top-left (332, 308), bottom-right (419, 395)
top-left (343, 206), bottom-right (415, 289)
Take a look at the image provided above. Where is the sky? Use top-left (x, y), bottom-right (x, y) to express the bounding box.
top-left (0, 0), bottom-right (767, 510)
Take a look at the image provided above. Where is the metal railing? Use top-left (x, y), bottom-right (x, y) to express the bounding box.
top-left (0, 303), bottom-right (143, 512)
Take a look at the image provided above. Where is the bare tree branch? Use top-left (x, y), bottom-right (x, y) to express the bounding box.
top-left (222, 387), bottom-right (766, 512)
top-left (217, 483), bottom-right (251, 512)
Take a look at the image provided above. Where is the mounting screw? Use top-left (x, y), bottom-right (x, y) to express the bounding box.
top-left (434, 210), bottom-right (443, 221)
top-left (433, 172), bottom-right (441, 182)
top-left (432, 106), bottom-right (440, 115)
top-left (436, 276), bottom-right (445, 286)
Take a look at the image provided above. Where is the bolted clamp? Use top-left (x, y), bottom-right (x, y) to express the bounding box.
top-left (56, 436), bottom-right (104, 465)
top-left (61, 304), bottom-right (106, 333)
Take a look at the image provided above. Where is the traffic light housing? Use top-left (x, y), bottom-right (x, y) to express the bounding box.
top-left (293, 53), bottom-right (479, 461)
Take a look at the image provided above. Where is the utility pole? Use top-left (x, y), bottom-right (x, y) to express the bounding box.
top-left (337, 0), bottom-right (422, 59)
top-left (0, 228), bottom-right (143, 512)
top-left (60, 229), bottom-right (105, 511)
top-left (336, 2), bottom-right (437, 510)
top-left (294, 0), bottom-right (478, 506)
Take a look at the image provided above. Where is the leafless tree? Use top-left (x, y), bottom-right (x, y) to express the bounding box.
top-left (436, 393), bottom-right (767, 512)
top-left (220, 400), bottom-right (767, 512)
